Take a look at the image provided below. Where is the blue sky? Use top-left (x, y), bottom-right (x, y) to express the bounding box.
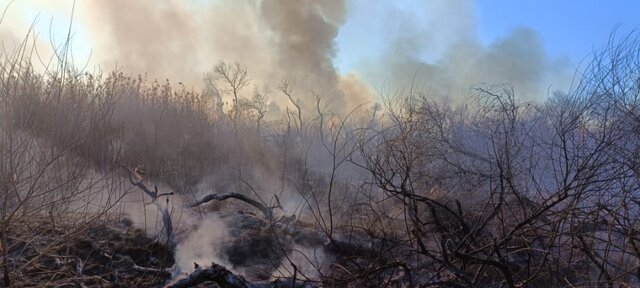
top-left (476, 0), bottom-right (639, 63)
top-left (335, 0), bottom-right (640, 73)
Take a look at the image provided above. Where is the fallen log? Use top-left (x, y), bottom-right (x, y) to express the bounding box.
top-left (168, 262), bottom-right (317, 288)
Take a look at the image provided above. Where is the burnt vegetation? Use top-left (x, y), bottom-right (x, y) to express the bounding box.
top-left (3, 13), bottom-right (640, 288)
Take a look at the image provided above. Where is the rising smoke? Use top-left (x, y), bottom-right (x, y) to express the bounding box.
top-left (1, 0), bottom-right (572, 112)
top-left (345, 0), bottom-right (572, 101)
top-left (78, 0), bottom-right (370, 113)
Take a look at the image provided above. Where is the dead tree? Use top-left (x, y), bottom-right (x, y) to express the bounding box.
top-left (119, 163), bottom-right (177, 252)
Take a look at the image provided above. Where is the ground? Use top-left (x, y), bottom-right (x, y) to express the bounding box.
top-left (5, 216), bottom-right (176, 287)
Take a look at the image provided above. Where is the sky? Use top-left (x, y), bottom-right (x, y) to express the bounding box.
top-left (1, 0), bottom-right (639, 107)
top-left (335, 0), bottom-right (640, 73)
top-left (475, 0), bottom-right (639, 67)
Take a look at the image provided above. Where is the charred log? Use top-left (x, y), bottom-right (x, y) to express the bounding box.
top-left (168, 262), bottom-right (317, 288)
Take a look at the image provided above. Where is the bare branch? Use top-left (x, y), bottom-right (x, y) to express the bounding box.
top-left (117, 163), bottom-right (177, 251)
top-left (191, 192), bottom-right (272, 220)
top-left (132, 264), bottom-right (172, 278)
top-left (116, 162), bottom-right (174, 200)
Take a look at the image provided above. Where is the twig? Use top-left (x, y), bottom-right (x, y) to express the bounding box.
top-left (132, 263), bottom-right (172, 277)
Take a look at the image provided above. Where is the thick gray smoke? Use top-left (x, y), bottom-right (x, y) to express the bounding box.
top-left (78, 0), bottom-right (370, 113)
top-left (348, 0), bottom-right (571, 101)
top-left (260, 0), bottom-right (348, 109)
top-left (84, 0), bottom-right (200, 83)
top-left (367, 27), bottom-right (570, 101)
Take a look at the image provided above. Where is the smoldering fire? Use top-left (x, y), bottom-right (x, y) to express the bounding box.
top-left (0, 1), bottom-right (636, 287)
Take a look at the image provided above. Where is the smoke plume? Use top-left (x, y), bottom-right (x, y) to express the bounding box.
top-left (346, 0), bottom-right (571, 101)
top-left (1, 0), bottom-right (572, 112)
top-left (76, 0), bottom-right (369, 113)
